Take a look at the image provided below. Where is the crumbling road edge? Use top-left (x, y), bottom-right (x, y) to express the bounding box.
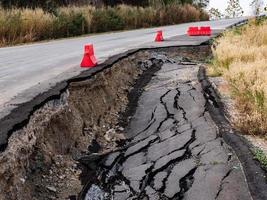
top-left (0, 43), bottom-right (211, 151)
top-left (198, 66), bottom-right (267, 200)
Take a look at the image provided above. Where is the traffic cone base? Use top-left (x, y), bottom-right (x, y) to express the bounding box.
top-left (80, 55), bottom-right (97, 68)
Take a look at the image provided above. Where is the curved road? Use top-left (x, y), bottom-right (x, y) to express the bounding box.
top-left (0, 17), bottom-right (247, 118)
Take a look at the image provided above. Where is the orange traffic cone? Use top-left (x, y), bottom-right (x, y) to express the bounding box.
top-left (155, 30), bottom-right (164, 42)
top-left (80, 44), bottom-right (97, 68)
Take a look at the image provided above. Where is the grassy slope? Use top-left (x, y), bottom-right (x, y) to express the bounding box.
top-left (209, 18), bottom-right (267, 137)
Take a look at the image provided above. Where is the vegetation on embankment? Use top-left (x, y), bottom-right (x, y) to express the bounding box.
top-left (209, 19), bottom-right (267, 137)
top-left (0, 4), bottom-right (208, 47)
top-left (252, 147), bottom-right (267, 171)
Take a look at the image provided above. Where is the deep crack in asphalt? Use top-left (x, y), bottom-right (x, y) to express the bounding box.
top-left (81, 52), bottom-right (252, 200)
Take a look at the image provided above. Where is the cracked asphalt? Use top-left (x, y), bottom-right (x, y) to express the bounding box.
top-left (84, 54), bottom-right (252, 200)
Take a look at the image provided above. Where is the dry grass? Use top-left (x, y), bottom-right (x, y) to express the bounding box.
top-left (0, 8), bottom-right (54, 45)
top-left (210, 19), bottom-right (267, 137)
top-left (0, 4), bottom-right (209, 46)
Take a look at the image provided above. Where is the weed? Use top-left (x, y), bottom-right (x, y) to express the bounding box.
top-left (252, 148), bottom-right (267, 171)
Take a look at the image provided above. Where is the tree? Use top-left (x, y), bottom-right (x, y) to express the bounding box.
top-left (193, 0), bottom-right (209, 8)
top-left (250, 0), bottom-right (264, 15)
top-left (0, 0), bottom-right (69, 9)
top-left (225, 0), bottom-right (244, 18)
top-left (105, 0), bottom-right (149, 6)
top-left (148, 0), bottom-right (194, 7)
top-left (208, 8), bottom-right (223, 20)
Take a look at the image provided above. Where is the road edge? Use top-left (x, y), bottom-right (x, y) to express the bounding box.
top-left (198, 66), bottom-right (267, 200)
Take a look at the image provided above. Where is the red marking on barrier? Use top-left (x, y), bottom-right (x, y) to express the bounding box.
top-left (200, 26), bottom-right (211, 36)
top-left (80, 44), bottom-right (97, 68)
top-left (187, 27), bottom-right (199, 36)
top-left (155, 30), bottom-right (164, 42)
top-left (187, 26), bottom-right (211, 36)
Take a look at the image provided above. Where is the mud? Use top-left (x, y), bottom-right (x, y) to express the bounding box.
top-left (0, 46), bottom-right (211, 200)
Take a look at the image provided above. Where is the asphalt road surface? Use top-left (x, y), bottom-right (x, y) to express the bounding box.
top-left (84, 53), bottom-right (251, 200)
top-left (0, 17), bottom-right (248, 118)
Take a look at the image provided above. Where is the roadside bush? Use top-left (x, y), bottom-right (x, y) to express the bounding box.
top-left (58, 6), bottom-right (95, 33)
top-left (0, 10), bottom-right (22, 44)
top-left (20, 8), bottom-right (54, 40)
top-left (52, 11), bottom-right (86, 37)
top-left (91, 8), bottom-right (124, 32)
top-left (0, 4), bottom-right (209, 46)
top-left (0, 8), bottom-right (54, 45)
top-left (116, 5), bottom-right (141, 28)
top-left (210, 19), bottom-right (267, 136)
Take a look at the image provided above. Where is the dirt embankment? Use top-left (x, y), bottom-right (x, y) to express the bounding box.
top-left (0, 46), bottom-right (211, 200)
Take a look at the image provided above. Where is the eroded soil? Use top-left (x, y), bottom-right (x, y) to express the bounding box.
top-left (0, 50), bottom-right (155, 200)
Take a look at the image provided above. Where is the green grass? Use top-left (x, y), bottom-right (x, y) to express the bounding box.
top-left (252, 148), bottom-right (267, 171)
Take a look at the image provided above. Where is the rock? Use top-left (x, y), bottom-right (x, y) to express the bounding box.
top-left (47, 186), bottom-right (57, 193)
top-left (118, 127), bottom-right (124, 131)
top-left (105, 129), bottom-right (126, 142)
top-left (104, 129), bottom-right (115, 142)
top-left (19, 178), bottom-right (26, 184)
top-left (85, 184), bottom-right (106, 200)
top-left (59, 175), bottom-right (65, 179)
